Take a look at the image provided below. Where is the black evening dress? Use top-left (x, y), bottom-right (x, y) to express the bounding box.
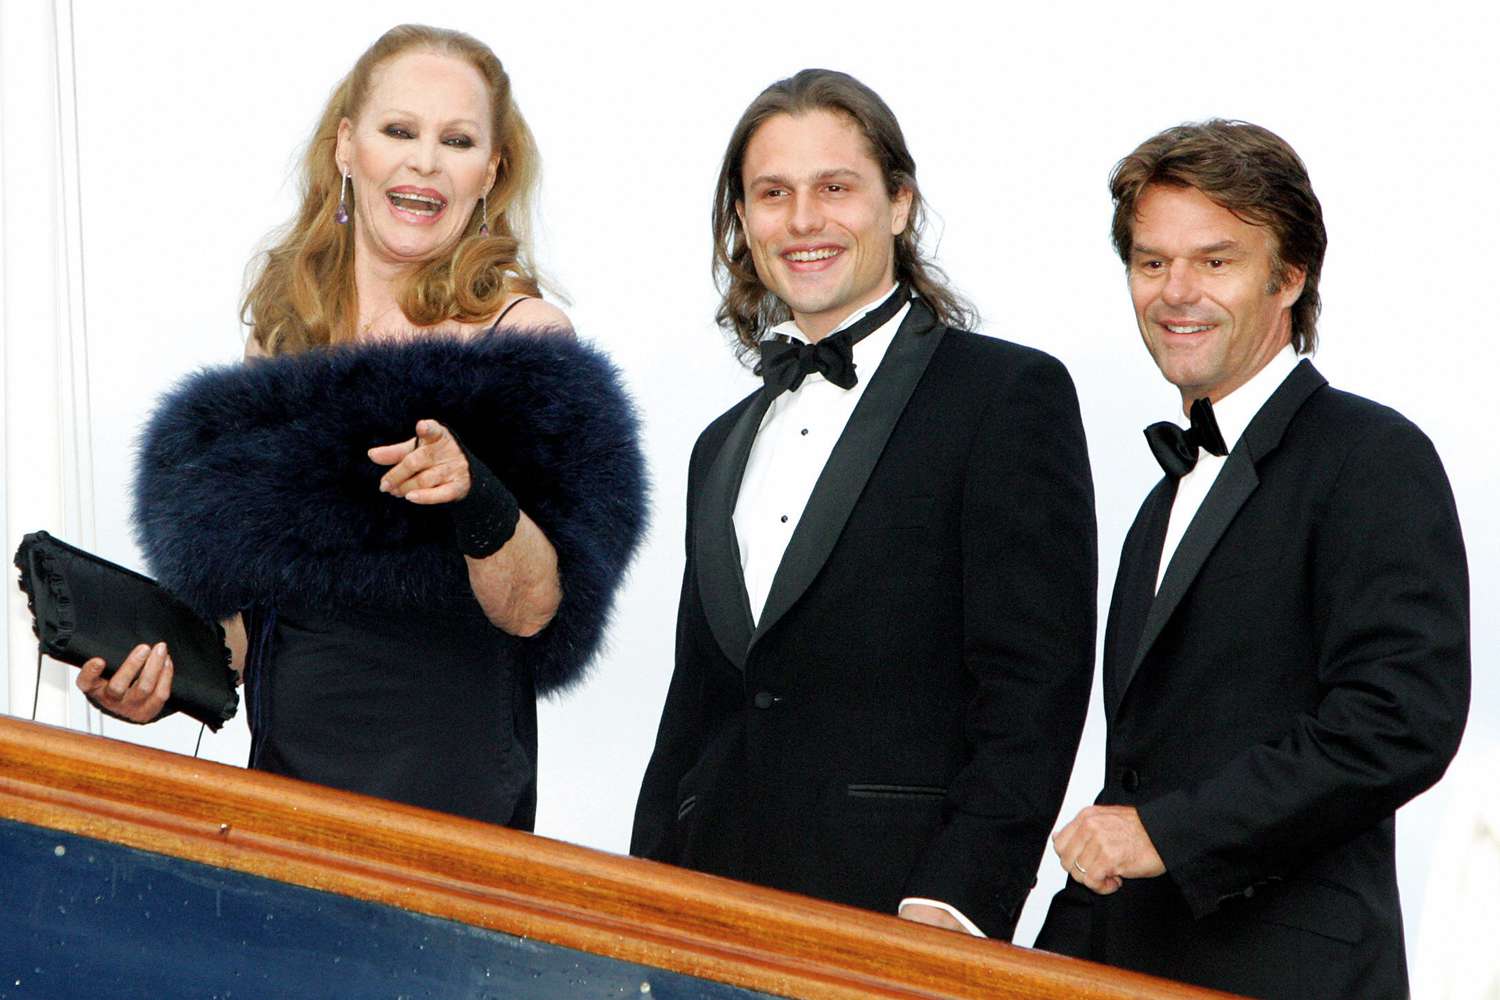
top-left (245, 603), bottom-right (539, 828)
top-left (134, 332), bottom-right (647, 834)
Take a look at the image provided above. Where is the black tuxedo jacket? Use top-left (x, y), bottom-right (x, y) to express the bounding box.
top-left (631, 303), bottom-right (1097, 937)
top-left (1036, 361), bottom-right (1470, 998)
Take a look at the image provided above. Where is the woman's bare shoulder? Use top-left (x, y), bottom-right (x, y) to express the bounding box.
top-left (496, 296), bottom-right (574, 336)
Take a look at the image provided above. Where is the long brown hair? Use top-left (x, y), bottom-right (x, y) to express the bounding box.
top-left (1109, 119), bottom-right (1327, 353)
top-left (712, 69), bottom-right (976, 357)
top-left (242, 24), bottom-right (543, 355)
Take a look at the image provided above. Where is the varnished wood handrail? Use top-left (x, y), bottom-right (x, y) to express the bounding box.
top-left (0, 714), bottom-right (1236, 999)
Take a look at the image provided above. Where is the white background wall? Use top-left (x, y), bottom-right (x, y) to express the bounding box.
top-left (7, 0), bottom-right (1496, 968)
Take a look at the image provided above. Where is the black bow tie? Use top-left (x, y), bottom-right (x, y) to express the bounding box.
top-left (1144, 397), bottom-right (1229, 479)
top-left (758, 288), bottom-right (907, 396)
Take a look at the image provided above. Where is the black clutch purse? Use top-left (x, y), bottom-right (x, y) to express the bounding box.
top-left (13, 531), bottom-right (238, 730)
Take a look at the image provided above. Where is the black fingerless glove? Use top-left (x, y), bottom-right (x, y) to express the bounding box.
top-left (448, 435), bottom-right (520, 558)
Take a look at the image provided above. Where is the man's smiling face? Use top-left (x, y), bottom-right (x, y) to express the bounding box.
top-left (1128, 183), bottom-right (1304, 408)
top-left (736, 109), bottom-right (911, 341)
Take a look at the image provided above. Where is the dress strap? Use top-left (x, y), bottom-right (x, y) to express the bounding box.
top-left (487, 296), bottom-right (534, 334)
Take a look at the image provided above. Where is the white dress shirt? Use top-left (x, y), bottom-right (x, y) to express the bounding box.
top-left (1156, 345), bottom-right (1300, 592)
top-left (730, 287), bottom-right (984, 937)
top-left (733, 287), bottom-right (908, 623)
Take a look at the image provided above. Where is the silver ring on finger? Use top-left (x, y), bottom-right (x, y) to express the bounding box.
top-left (1072, 860), bottom-right (1089, 876)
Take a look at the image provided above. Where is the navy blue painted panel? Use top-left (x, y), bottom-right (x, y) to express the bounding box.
top-left (0, 819), bottom-right (779, 1000)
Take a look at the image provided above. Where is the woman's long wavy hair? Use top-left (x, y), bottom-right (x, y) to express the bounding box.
top-left (242, 24), bottom-right (543, 355)
top-left (712, 69), bottom-right (976, 358)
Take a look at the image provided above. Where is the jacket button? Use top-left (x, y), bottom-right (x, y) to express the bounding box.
top-left (1120, 768), bottom-right (1141, 792)
top-left (1243, 886), bottom-right (1255, 899)
top-left (753, 691), bottom-right (778, 709)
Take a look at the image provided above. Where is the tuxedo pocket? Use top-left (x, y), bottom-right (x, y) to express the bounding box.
top-left (675, 764), bottom-right (709, 823)
top-left (845, 783), bottom-right (947, 802)
top-left (671, 764), bottom-right (722, 869)
top-left (1240, 877), bottom-right (1362, 945)
top-left (811, 780), bottom-right (947, 914)
top-left (671, 722), bottom-right (741, 829)
top-left (828, 782), bottom-right (948, 828)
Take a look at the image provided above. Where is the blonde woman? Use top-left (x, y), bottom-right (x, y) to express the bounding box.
top-left (82, 25), bottom-right (645, 832)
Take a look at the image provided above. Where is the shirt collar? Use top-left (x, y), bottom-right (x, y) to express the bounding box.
top-left (767, 284), bottom-right (901, 346)
top-left (1181, 344), bottom-right (1300, 450)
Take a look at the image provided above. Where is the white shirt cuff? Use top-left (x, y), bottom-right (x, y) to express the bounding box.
top-left (898, 897), bottom-right (987, 937)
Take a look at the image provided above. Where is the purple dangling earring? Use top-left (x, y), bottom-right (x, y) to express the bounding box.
top-left (335, 171), bottom-right (350, 225)
top-left (478, 192), bottom-right (490, 237)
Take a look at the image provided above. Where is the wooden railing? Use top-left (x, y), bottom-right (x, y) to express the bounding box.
top-left (0, 714), bottom-right (1236, 999)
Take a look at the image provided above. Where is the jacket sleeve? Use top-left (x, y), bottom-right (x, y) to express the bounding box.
top-left (630, 431), bottom-right (715, 861)
top-left (1138, 418), bottom-right (1471, 919)
top-left (902, 351), bottom-right (1098, 938)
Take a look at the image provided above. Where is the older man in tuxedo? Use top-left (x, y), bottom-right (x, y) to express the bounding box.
top-left (631, 69), bottom-right (1097, 939)
top-left (1036, 120), bottom-right (1470, 999)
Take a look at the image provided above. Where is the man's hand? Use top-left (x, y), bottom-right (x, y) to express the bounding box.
top-left (76, 642), bottom-right (173, 723)
top-left (898, 902), bottom-right (968, 932)
top-left (1052, 804), bottom-right (1165, 895)
top-left (370, 419), bottom-right (471, 504)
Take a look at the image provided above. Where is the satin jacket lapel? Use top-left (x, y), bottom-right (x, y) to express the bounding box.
top-left (749, 303), bottom-right (945, 653)
top-left (1121, 359), bottom-right (1329, 697)
top-left (695, 388), bottom-right (772, 670)
top-left (1125, 450), bottom-right (1259, 693)
top-left (1105, 479), bottom-right (1175, 723)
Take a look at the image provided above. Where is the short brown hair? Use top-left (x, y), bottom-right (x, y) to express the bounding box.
top-left (711, 69), bottom-right (975, 357)
top-left (1110, 119), bottom-right (1327, 353)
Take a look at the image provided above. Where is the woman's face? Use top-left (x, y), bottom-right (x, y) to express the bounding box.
top-left (336, 50), bottom-right (499, 273)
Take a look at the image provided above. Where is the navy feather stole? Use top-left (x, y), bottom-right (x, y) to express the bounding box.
top-left (133, 331), bottom-right (649, 694)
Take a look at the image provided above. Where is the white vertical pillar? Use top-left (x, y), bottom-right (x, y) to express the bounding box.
top-left (1, 0), bottom-right (98, 729)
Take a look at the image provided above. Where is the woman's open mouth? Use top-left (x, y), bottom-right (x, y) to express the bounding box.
top-left (385, 187), bottom-right (448, 223)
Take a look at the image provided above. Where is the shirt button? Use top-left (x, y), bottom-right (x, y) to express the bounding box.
top-left (1120, 768), bottom-right (1141, 792)
top-left (753, 691), bottom-right (779, 709)
top-left (800, 428), bottom-right (809, 436)
top-left (780, 515), bottom-right (789, 523)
